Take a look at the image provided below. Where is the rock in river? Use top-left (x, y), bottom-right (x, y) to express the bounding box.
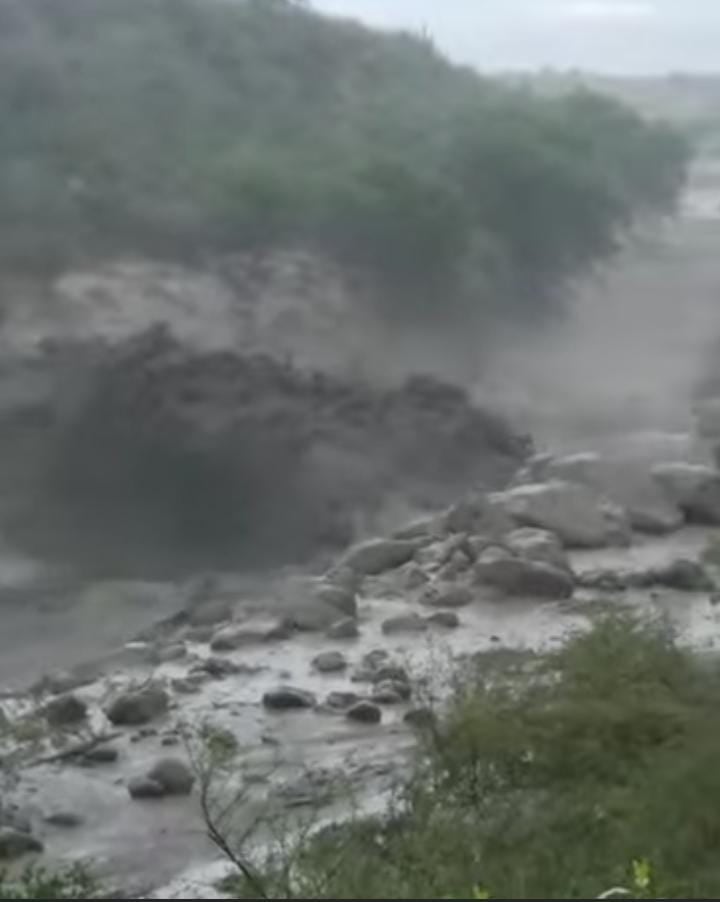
top-left (105, 685), bottom-right (169, 726)
top-left (426, 611), bottom-right (460, 629)
top-left (419, 583), bottom-right (473, 609)
top-left (505, 527), bottom-right (569, 571)
top-left (263, 686), bottom-right (317, 710)
top-left (531, 452), bottom-right (683, 535)
top-left (338, 538), bottom-right (419, 576)
top-left (346, 701), bottom-right (382, 724)
top-left (128, 777), bottom-right (166, 800)
top-left (653, 463), bottom-right (720, 525)
top-left (475, 546), bottom-right (574, 599)
top-left (326, 617), bottom-right (359, 640)
top-left (491, 480), bottom-right (631, 548)
top-left (312, 651), bottom-right (348, 673)
top-left (146, 757), bottom-right (195, 795)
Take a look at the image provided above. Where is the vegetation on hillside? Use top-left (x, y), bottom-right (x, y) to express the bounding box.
top-left (0, 0), bottom-right (690, 322)
top-left (218, 616), bottom-right (720, 899)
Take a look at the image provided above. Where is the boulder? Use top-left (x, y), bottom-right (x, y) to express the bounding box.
top-left (372, 679), bottom-right (412, 703)
top-left (652, 463), bottom-right (720, 524)
top-left (393, 515), bottom-right (444, 541)
top-left (437, 551), bottom-right (473, 582)
top-left (505, 527), bottom-right (569, 571)
top-left (288, 601), bottom-right (343, 633)
top-left (264, 618), bottom-right (295, 641)
top-left (194, 656), bottom-right (243, 679)
top-left (426, 611), bottom-right (460, 629)
top-left (0, 828), bottom-right (43, 859)
top-left (210, 626), bottom-right (270, 652)
top-left (128, 777), bottom-right (165, 800)
top-left (326, 618), bottom-right (359, 640)
top-left (538, 453), bottom-right (683, 535)
top-left (44, 811), bottom-right (84, 829)
top-left (475, 546), bottom-right (574, 599)
top-left (405, 564), bottom-right (430, 590)
top-left (372, 664), bottom-right (410, 685)
top-left (147, 757), bottom-right (194, 795)
top-left (363, 649), bottom-right (390, 670)
top-left (312, 651), bottom-right (348, 673)
top-left (415, 534), bottom-right (474, 571)
top-left (171, 676), bottom-right (204, 694)
top-left (325, 691), bottom-right (360, 710)
top-left (443, 492), bottom-right (514, 537)
top-left (42, 693), bottom-right (87, 728)
top-left (419, 583), bottom-right (473, 609)
top-left (346, 701), bottom-right (382, 724)
top-left (491, 480), bottom-right (631, 548)
top-left (633, 559), bottom-right (714, 592)
top-left (338, 539), bottom-right (419, 576)
top-left (381, 613), bottom-right (428, 636)
top-left (105, 685), bottom-right (169, 726)
top-left (263, 686), bottom-right (317, 710)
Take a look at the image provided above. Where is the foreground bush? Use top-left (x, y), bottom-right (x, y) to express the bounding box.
top-left (219, 616), bottom-right (720, 899)
top-left (0, 863), bottom-right (98, 900)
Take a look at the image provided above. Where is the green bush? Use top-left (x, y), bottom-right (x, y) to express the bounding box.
top-left (219, 616), bottom-right (720, 899)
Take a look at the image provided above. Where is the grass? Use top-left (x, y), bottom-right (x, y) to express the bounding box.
top-left (219, 614), bottom-right (720, 899)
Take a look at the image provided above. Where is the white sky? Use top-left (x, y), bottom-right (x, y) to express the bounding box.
top-left (312, 0), bottom-right (720, 74)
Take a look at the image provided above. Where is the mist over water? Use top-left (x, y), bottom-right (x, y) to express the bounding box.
top-left (478, 179), bottom-right (720, 456)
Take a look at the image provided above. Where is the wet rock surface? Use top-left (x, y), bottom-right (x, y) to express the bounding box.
top-left (106, 686), bottom-right (170, 726)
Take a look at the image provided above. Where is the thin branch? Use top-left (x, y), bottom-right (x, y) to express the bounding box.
top-left (26, 732), bottom-right (122, 768)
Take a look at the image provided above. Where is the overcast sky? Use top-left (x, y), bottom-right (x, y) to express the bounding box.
top-left (313, 1), bottom-right (720, 74)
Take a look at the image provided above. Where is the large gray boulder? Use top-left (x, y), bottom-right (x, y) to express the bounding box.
top-left (419, 583), bottom-right (473, 609)
top-left (652, 463), bottom-right (720, 524)
top-left (346, 701), bottom-right (382, 724)
top-left (209, 623), bottom-right (278, 652)
top-left (490, 480), bottom-right (631, 548)
top-left (146, 757), bottom-right (194, 795)
top-left (311, 651), bottom-right (348, 673)
top-left (442, 492), bottom-right (514, 537)
top-left (287, 601), bottom-right (344, 632)
top-left (105, 685), bottom-right (169, 726)
top-left (326, 617), bottom-right (359, 640)
top-left (475, 546), bottom-right (574, 599)
top-left (505, 527), bottom-right (569, 571)
top-left (534, 453), bottom-right (683, 534)
top-left (263, 686), bottom-right (317, 710)
top-left (337, 539), bottom-right (419, 576)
